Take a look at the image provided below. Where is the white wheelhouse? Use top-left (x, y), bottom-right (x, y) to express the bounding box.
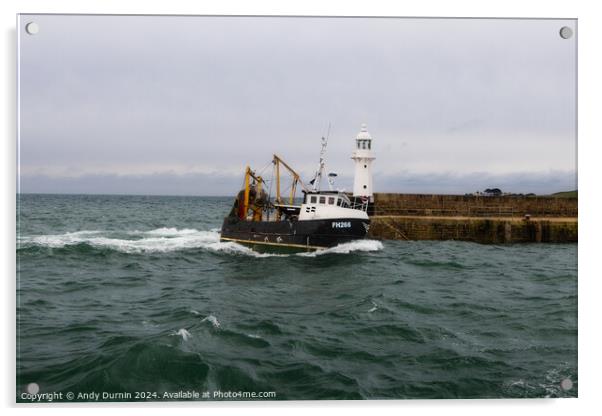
top-left (298, 192), bottom-right (369, 221)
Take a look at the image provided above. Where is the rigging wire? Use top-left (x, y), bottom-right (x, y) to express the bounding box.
top-left (256, 160), bottom-right (273, 178)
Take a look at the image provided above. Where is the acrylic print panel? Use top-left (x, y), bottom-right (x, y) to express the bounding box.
top-left (17, 15), bottom-right (577, 402)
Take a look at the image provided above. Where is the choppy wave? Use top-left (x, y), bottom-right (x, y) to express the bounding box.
top-left (18, 228), bottom-right (383, 257)
top-left (502, 364), bottom-right (577, 398)
top-left (172, 328), bottom-right (192, 341)
top-left (200, 314), bottom-right (221, 329)
top-left (18, 229), bottom-right (256, 255)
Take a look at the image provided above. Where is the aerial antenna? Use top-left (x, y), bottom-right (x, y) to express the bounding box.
top-left (324, 123), bottom-right (338, 191)
top-left (311, 123), bottom-right (332, 192)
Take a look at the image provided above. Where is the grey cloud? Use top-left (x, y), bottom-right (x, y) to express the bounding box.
top-left (18, 15), bottom-right (576, 194)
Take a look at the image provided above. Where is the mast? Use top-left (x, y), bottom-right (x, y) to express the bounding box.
top-left (272, 154), bottom-right (308, 221)
top-left (273, 154), bottom-right (309, 204)
top-left (311, 124), bottom-right (331, 192)
top-left (240, 166), bottom-right (265, 221)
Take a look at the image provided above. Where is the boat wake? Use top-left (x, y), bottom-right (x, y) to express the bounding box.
top-left (19, 228), bottom-right (235, 254)
top-left (18, 228), bottom-right (383, 257)
top-left (299, 239), bottom-right (383, 257)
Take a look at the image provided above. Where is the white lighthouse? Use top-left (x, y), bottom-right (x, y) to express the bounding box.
top-left (351, 123), bottom-right (375, 202)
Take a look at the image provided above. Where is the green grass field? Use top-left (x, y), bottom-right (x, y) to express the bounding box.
top-left (550, 190), bottom-right (578, 198)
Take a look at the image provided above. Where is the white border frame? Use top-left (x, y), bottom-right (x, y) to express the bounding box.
top-left (3, 1), bottom-right (599, 415)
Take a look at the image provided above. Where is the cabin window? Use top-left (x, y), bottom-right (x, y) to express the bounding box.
top-left (357, 141), bottom-right (360, 149)
top-left (319, 196), bottom-right (326, 204)
top-left (363, 185), bottom-right (367, 189)
top-left (328, 197), bottom-right (335, 205)
top-left (310, 196), bottom-right (317, 204)
top-left (364, 164), bottom-right (367, 168)
top-left (368, 141), bottom-right (371, 150)
top-left (337, 199), bottom-right (342, 206)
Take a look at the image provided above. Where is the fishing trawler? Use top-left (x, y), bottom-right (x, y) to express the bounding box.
top-left (220, 133), bottom-right (371, 251)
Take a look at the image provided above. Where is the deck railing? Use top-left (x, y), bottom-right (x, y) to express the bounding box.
top-left (350, 201), bottom-right (369, 212)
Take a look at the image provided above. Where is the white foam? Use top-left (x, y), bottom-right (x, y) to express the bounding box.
top-left (19, 229), bottom-right (383, 257)
top-left (172, 328), bottom-right (192, 341)
top-left (20, 229), bottom-right (219, 253)
top-left (207, 241), bottom-right (287, 258)
top-left (201, 314), bottom-right (221, 329)
top-left (368, 300), bottom-right (378, 313)
top-left (139, 227), bottom-right (199, 237)
top-left (297, 239), bottom-right (384, 257)
top-left (19, 230), bottom-right (103, 248)
top-left (19, 228), bottom-right (253, 255)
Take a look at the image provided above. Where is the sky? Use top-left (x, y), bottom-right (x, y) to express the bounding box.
top-left (18, 15), bottom-right (577, 195)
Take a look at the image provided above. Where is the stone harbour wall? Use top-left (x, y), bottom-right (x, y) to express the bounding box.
top-left (372, 193), bottom-right (578, 218)
top-left (368, 216), bottom-right (578, 243)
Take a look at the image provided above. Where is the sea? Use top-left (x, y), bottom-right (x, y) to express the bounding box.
top-left (16, 194), bottom-right (578, 401)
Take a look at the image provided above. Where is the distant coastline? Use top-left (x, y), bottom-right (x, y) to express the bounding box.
top-left (16, 189), bottom-right (579, 198)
